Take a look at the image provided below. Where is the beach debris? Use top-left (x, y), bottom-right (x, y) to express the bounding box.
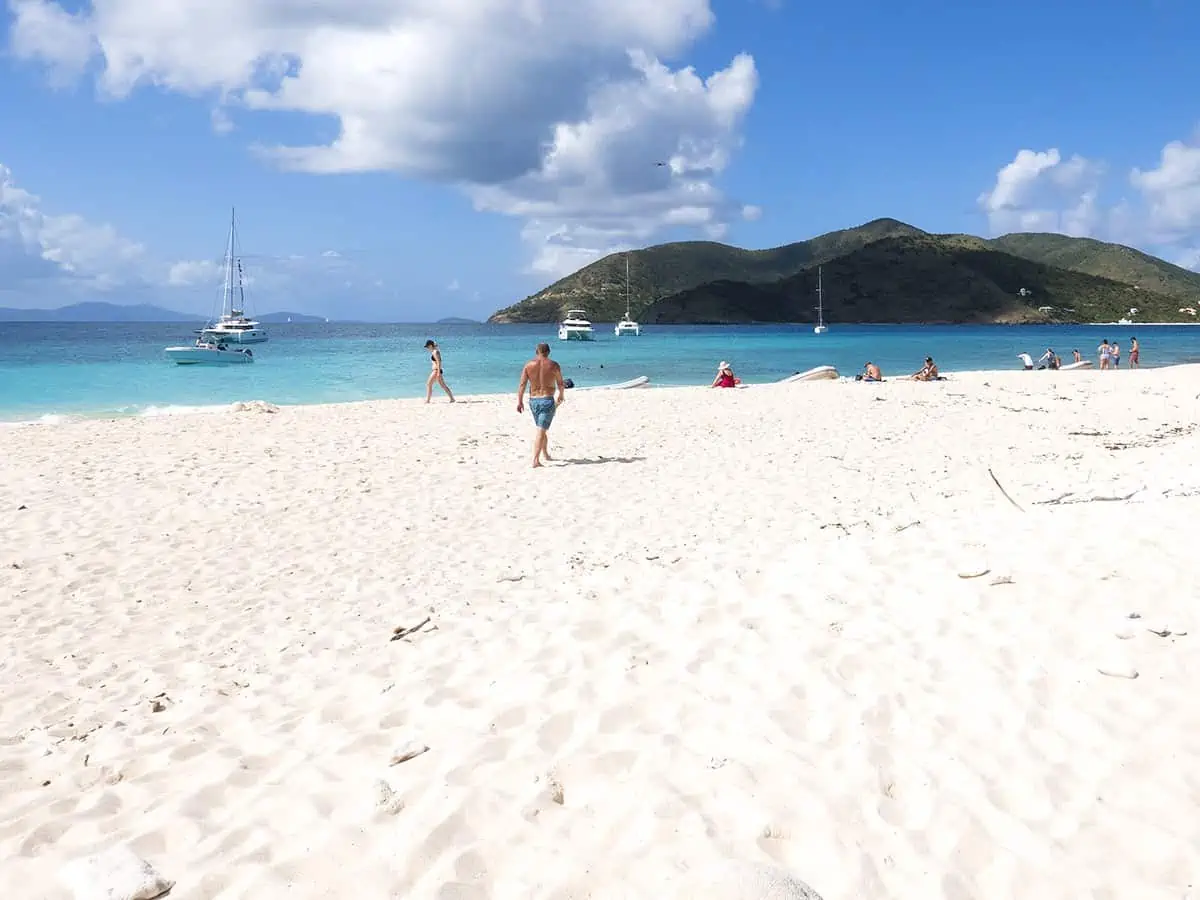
top-left (59, 845), bottom-right (174, 900)
top-left (1114, 627), bottom-right (1137, 640)
top-left (229, 400), bottom-right (279, 414)
top-left (388, 741), bottom-right (429, 766)
top-left (989, 576), bottom-right (1014, 586)
top-left (546, 773), bottom-right (565, 805)
top-left (148, 693), bottom-right (171, 713)
top-left (666, 860), bottom-right (824, 899)
top-left (1036, 489), bottom-right (1142, 506)
top-left (987, 468), bottom-right (1024, 511)
top-left (708, 757), bottom-right (728, 770)
top-left (1147, 628), bottom-right (1172, 637)
top-left (373, 779), bottom-right (404, 815)
top-left (1127, 612), bottom-right (1142, 619)
top-left (390, 616), bottom-right (432, 642)
top-left (893, 520), bottom-right (921, 533)
top-left (17, 504), bottom-right (27, 511)
top-left (1097, 665), bottom-right (1139, 679)
top-left (497, 573), bottom-right (526, 583)
top-left (958, 569), bottom-right (991, 579)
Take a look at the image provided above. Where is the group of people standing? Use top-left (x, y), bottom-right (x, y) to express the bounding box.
top-left (1097, 337), bottom-right (1139, 369)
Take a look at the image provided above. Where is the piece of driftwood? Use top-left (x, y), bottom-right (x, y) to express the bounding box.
top-left (987, 468), bottom-right (1024, 511)
top-left (390, 616), bottom-right (432, 642)
top-left (958, 569), bottom-right (991, 579)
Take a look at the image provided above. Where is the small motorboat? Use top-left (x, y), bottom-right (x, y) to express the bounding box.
top-left (164, 338), bottom-right (254, 365)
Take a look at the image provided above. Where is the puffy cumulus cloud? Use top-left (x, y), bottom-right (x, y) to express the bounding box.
top-left (9, 0), bottom-right (759, 275)
top-left (978, 137), bottom-right (1200, 272)
top-left (1130, 139), bottom-right (1200, 240)
top-left (0, 162), bottom-right (147, 294)
top-left (977, 148), bottom-right (1104, 238)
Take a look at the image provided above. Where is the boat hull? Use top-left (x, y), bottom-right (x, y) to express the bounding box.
top-left (776, 365), bottom-right (838, 383)
top-left (558, 328), bottom-right (595, 341)
top-left (201, 328), bottom-right (269, 344)
top-left (578, 375), bottom-right (650, 390)
top-left (165, 346), bottom-right (254, 365)
top-left (614, 322), bottom-right (641, 336)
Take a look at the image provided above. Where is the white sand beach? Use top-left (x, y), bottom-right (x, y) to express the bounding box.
top-left (3, 367), bottom-right (1200, 899)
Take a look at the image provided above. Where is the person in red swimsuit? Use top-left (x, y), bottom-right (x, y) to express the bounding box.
top-left (711, 361), bottom-right (740, 388)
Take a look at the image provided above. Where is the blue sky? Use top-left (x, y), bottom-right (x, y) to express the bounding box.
top-left (2, 0), bottom-right (1198, 321)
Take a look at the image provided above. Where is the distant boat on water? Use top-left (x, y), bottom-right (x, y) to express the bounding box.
top-left (196, 209), bottom-right (269, 345)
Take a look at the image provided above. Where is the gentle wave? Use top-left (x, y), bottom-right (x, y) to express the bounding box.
top-left (0, 401), bottom-right (272, 427)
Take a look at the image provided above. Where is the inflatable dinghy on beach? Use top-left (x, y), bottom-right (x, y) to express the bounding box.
top-left (776, 365), bottom-right (839, 383)
top-left (577, 375), bottom-right (651, 391)
top-left (1059, 360), bottom-right (1093, 370)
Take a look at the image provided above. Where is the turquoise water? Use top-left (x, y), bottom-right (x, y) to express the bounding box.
top-left (2, 322), bottom-right (1199, 423)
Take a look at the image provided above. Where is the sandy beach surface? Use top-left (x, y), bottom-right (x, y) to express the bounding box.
top-left (3, 367), bottom-right (1200, 899)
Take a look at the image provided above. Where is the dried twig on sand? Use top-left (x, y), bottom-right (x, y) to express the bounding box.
top-left (390, 616), bottom-right (432, 642)
top-left (988, 468), bottom-right (1024, 511)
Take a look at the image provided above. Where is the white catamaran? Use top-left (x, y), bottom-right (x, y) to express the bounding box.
top-left (614, 254), bottom-right (641, 336)
top-left (198, 209), bottom-right (268, 345)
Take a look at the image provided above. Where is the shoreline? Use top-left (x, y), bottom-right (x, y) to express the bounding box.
top-left (1, 362), bottom-right (1190, 427)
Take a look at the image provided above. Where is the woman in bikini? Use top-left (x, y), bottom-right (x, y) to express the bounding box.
top-left (423, 340), bottom-right (455, 403)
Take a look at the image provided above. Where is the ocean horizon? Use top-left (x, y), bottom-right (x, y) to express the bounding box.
top-left (3, 321), bottom-right (1200, 424)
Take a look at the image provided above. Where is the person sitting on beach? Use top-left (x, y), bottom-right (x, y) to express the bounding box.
top-left (711, 361), bottom-right (740, 388)
top-left (912, 356), bottom-right (939, 381)
top-left (1018, 352), bottom-right (1034, 370)
top-left (859, 361), bottom-right (883, 382)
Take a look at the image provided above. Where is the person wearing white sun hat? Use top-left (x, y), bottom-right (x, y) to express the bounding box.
top-left (711, 361), bottom-right (740, 388)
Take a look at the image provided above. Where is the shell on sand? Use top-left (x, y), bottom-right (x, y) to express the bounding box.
top-left (59, 845), bottom-right (173, 900)
top-left (665, 860), bottom-right (824, 899)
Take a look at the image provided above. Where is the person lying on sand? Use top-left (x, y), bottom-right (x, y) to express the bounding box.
top-left (855, 362), bottom-right (883, 382)
top-left (712, 361), bottom-right (740, 388)
top-left (911, 356), bottom-right (939, 381)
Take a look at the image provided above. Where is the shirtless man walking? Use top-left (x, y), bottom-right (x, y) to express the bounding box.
top-left (516, 343), bottom-right (566, 468)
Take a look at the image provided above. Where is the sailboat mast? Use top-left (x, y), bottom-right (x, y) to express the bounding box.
top-left (625, 254), bottom-right (631, 318)
top-left (817, 266), bottom-right (824, 324)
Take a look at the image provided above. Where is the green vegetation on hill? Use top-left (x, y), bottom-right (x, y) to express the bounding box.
top-left (487, 219), bottom-right (1200, 325)
top-left (488, 218), bottom-right (924, 323)
top-left (646, 235), bottom-right (1188, 325)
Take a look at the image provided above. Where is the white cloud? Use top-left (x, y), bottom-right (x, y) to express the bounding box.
top-left (978, 137), bottom-right (1200, 272)
top-left (0, 162), bottom-right (147, 292)
top-left (977, 148), bottom-right (1104, 238)
top-left (446, 278), bottom-right (460, 291)
top-left (9, 0), bottom-right (759, 276)
top-left (166, 258), bottom-right (223, 286)
top-left (1130, 139), bottom-right (1200, 239)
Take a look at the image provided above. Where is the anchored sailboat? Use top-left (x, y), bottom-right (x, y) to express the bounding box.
top-left (197, 209), bottom-right (268, 345)
top-left (813, 265), bottom-right (828, 335)
top-left (614, 254), bottom-right (641, 336)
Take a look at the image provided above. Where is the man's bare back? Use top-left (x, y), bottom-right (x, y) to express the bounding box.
top-left (523, 356), bottom-right (562, 397)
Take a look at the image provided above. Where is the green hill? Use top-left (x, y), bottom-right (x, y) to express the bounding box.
top-left (487, 218), bottom-right (925, 323)
top-left (488, 219), bottom-right (1200, 324)
top-left (646, 234), bottom-right (1189, 325)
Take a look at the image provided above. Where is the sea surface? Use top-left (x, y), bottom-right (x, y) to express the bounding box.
top-left (3, 321), bottom-right (1199, 423)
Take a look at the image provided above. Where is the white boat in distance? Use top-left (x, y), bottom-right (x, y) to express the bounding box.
top-left (614, 256), bottom-right (641, 337)
top-left (197, 209), bottom-right (268, 345)
top-left (558, 309), bottom-right (595, 341)
top-left (164, 338), bottom-right (255, 365)
top-left (813, 266), bottom-right (828, 335)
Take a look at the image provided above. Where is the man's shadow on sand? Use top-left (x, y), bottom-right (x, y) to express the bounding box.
top-left (555, 456), bottom-right (645, 466)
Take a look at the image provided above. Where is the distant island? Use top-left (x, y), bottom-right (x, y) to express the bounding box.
top-left (0, 302), bottom-right (328, 323)
top-left (488, 219), bottom-right (1200, 325)
top-left (435, 317), bottom-right (479, 325)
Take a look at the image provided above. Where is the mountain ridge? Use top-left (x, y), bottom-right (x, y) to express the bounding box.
top-left (488, 220), bottom-right (1200, 324)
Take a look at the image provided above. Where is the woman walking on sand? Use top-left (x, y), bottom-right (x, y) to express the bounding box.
top-left (423, 340), bottom-right (455, 403)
